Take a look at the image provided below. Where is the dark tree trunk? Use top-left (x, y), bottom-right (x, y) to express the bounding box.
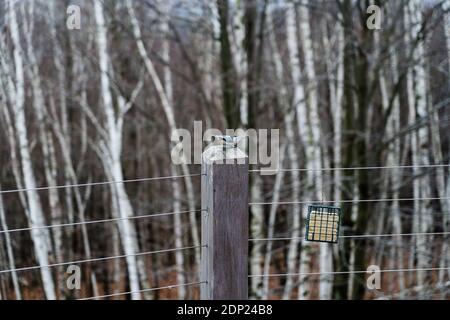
top-left (217, 0), bottom-right (239, 128)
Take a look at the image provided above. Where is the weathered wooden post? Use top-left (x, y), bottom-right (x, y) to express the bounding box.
top-left (201, 136), bottom-right (249, 299)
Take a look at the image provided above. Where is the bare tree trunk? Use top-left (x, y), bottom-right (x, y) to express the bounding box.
top-left (230, 0), bottom-right (248, 127)
top-left (443, 0), bottom-right (450, 77)
top-left (246, 0), bottom-right (265, 299)
top-left (21, 4), bottom-right (66, 297)
top-left (388, 47), bottom-right (406, 296)
top-left (405, 0), bottom-right (432, 290)
top-left (282, 1), bottom-right (311, 300)
top-left (94, 0), bottom-right (141, 300)
top-left (0, 187), bottom-right (21, 299)
top-left (261, 144), bottom-right (287, 299)
top-left (280, 4), bottom-right (304, 299)
top-left (5, 0), bottom-right (56, 300)
top-left (171, 166), bottom-right (186, 299)
top-left (333, 0), bottom-right (355, 299)
top-left (250, 174), bottom-right (264, 299)
top-left (426, 31), bottom-right (450, 295)
top-left (126, 0), bottom-right (201, 270)
top-left (161, 2), bottom-right (186, 298)
top-left (299, 1), bottom-right (330, 299)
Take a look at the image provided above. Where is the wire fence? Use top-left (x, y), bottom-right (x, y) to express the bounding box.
top-left (78, 281), bottom-right (206, 300)
top-left (0, 209), bottom-right (204, 235)
top-left (249, 196), bottom-right (450, 206)
top-left (0, 173), bottom-right (202, 194)
top-left (0, 163), bottom-right (448, 195)
top-left (248, 267), bottom-right (450, 278)
top-left (0, 164), bottom-right (449, 300)
top-left (0, 245), bottom-right (204, 275)
top-left (248, 231), bottom-right (450, 242)
top-left (249, 163), bottom-right (450, 173)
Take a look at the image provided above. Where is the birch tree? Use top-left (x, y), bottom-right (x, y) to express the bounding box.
top-left (93, 0), bottom-right (143, 299)
top-left (21, 3), bottom-right (66, 287)
top-left (322, 12), bottom-right (344, 299)
top-left (280, 2), bottom-right (303, 299)
top-left (0, 186), bottom-right (21, 299)
top-left (230, 0), bottom-right (248, 127)
top-left (126, 0), bottom-right (201, 269)
top-left (405, 0), bottom-right (432, 289)
top-left (298, 0), bottom-right (332, 299)
top-left (161, 0), bottom-right (186, 298)
top-left (443, 0), bottom-right (450, 76)
top-left (3, 0), bottom-right (56, 300)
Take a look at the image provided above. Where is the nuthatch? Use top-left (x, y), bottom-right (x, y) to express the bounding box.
top-left (213, 135), bottom-right (243, 149)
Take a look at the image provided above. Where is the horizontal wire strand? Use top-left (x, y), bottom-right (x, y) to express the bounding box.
top-left (0, 209), bottom-right (204, 235)
top-left (249, 196), bottom-right (450, 206)
top-left (0, 173), bottom-right (203, 195)
top-left (248, 267), bottom-right (450, 278)
top-left (0, 245), bottom-right (204, 275)
top-left (248, 231), bottom-right (450, 242)
top-left (250, 163), bottom-right (450, 173)
top-left (1, 164), bottom-right (447, 195)
top-left (78, 281), bottom-right (206, 300)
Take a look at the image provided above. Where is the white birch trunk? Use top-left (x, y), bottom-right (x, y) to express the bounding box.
top-left (268, 5), bottom-right (302, 299)
top-left (440, 0), bottom-right (450, 278)
top-left (204, 1), bottom-right (221, 121)
top-left (250, 174), bottom-right (264, 298)
top-left (261, 143), bottom-right (287, 299)
top-left (21, 4), bottom-right (65, 279)
top-left (283, 119), bottom-right (302, 300)
top-left (321, 17), bottom-right (345, 301)
top-left (161, 3), bottom-right (186, 298)
top-left (0, 46), bottom-right (30, 223)
top-left (405, 0), bottom-right (432, 289)
top-left (322, 18), bottom-right (344, 206)
top-left (230, 0), bottom-right (248, 126)
top-left (299, 2), bottom-right (330, 299)
top-left (389, 47), bottom-right (406, 295)
top-left (126, 0), bottom-right (201, 268)
top-left (171, 166), bottom-right (186, 299)
top-left (443, 0), bottom-right (450, 77)
top-left (272, 15), bottom-right (298, 300)
top-left (284, 2), bottom-right (313, 299)
top-left (0, 188), bottom-right (21, 299)
top-left (94, 0), bottom-right (141, 300)
top-left (6, 0), bottom-right (56, 300)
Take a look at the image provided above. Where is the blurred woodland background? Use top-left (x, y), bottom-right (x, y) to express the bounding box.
top-left (0, 0), bottom-right (449, 300)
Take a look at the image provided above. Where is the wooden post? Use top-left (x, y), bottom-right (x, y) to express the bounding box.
top-left (201, 142), bottom-right (249, 299)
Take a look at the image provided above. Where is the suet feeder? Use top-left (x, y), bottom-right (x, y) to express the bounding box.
top-left (305, 204), bottom-right (341, 244)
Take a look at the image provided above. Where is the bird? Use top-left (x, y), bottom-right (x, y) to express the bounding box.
top-left (213, 135), bottom-right (243, 149)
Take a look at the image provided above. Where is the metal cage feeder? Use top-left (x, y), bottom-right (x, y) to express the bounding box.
top-left (305, 204), bottom-right (342, 244)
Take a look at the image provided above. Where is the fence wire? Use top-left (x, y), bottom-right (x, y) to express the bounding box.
top-left (248, 231), bottom-right (450, 242)
top-left (0, 245), bottom-right (204, 275)
top-left (249, 163), bottom-right (450, 173)
top-left (0, 173), bottom-right (202, 194)
top-left (78, 281), bottom-right (206, 300)
top-left (0, 209), bottom-right (204, 235)
top-left (249, 196), bottom-right (450, 206)
top-left (248, 267), bottom-right (450, 278)
top-left (0, 165), bottom-right (449, 299)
